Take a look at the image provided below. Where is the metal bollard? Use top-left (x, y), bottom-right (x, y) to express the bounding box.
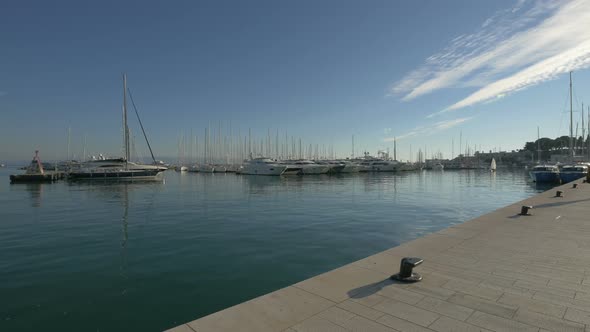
top-left (556, 190), bottom-right (563, 197)
top-left (520, 205), bottom-right (533, 215)
top-left (391, 257), bottom-right (423, 282)
top-left (573, 183), bottom-right (578, 189)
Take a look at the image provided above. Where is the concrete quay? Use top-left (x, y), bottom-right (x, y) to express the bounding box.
top-left (169, 179), bottom-right (590, 332)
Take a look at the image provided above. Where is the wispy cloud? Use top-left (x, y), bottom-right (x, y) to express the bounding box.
top-left (384, 117), bottom-right (473, 141)
top-left (392, 0), bottom-right (590, 114)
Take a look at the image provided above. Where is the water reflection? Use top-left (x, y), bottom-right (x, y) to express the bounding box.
top-left (26, 183), bottom-right (44, 208)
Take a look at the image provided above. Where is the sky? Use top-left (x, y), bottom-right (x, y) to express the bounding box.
top-left (2, 0), bottom-right (590, 162)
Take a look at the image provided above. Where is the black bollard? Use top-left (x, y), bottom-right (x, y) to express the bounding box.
top-left (520, 205), bottom-right (533, 215)
top-left (573, 183), bottom-right (578, 189)
top-left (391, 257), bottom-right (423, 283)
top-left (556, 190), bottom-right (563, 197)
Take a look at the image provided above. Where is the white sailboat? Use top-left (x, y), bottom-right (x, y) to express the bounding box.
top-left (490, 158), bottom-right (497, 172)
top-left (69, 74), bottom-right (167, 181)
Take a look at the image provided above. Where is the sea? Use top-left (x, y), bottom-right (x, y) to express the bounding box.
top-left (0, 167), bottom-right (553, 331)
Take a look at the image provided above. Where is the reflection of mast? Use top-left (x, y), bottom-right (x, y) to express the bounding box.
top-left (120, 183), bottom-right (129, 294)
top-left (121, 183), bottom-right (129, 249)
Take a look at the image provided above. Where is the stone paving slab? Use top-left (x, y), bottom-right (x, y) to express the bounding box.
top-left (168, 179), bottom-right (590, 332)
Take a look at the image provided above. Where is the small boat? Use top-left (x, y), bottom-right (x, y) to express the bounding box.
top-left (529, 165), bottom-right (560, 183)
top-left (559, 164), bottom-right (589, 183)
top-left (490, 158), bottom-right (497, 172)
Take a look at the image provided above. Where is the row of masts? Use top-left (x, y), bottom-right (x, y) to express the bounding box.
top-left (177, 125), bottom-right (343, 166)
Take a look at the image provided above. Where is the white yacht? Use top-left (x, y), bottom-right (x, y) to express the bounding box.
top-left (433, 163), bottom-right (444, 171)
top-left (358, 159), bottom-right (397, 172)
top-left (69, 158), bottom-right (166, 181)
top-left (239, 158), bottom-right (287, 175)
top-left (213, 165), bottom-right (227, 173)
top-left (290, 160), bottom-right (331, 174)
top-left (338, 161), bottom-right (361, 173)
top-left (68, 74), bottom-right (166, 181)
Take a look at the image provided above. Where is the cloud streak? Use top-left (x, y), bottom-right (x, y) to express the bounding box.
top-left (384, 117), bottom-right (473, 141)
top-left (392, 0), bottom-right (590, 114)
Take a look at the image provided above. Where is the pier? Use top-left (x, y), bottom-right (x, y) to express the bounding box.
top-left (168, 178), bottom-right (590, 332)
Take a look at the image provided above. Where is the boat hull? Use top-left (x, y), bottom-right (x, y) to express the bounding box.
top-left (560, 172), bottom-right (586, 183)
top-left (240, 166), bottom-right (285, 176)
top-left (68, 169), bottom-right (164, 181)
top-left (529, 171), bottom-right (560, 183)
top-left (10, 173), bottom-right (60, 183)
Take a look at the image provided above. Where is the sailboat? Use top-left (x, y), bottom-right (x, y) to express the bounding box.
top-left (557, 71), bottom-right (587, 183)
top-left (490, 158), bottom-right (496, 172)
top-left (68, 74), bottom-right (167, 181)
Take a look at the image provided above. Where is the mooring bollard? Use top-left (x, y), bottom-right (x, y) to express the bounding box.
top-left (556, 190), bottom-right (563, 197)
top-left (520, 205), bottom-right (533, 215)
top-left (391, 257), bottom-right (423, 282)
top-left (573, 183), bottom-right (578, 189)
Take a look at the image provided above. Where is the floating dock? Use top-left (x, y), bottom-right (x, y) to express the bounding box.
top-left (9, 150), bottom-right (65, 183)
top-left (10, 171), bottom-right (64, 183)
top-left (169, 178), bottom-right (590, 332)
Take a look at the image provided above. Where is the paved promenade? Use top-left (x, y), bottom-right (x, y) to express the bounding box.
top-left (169, 179), bottom-right (590, 332)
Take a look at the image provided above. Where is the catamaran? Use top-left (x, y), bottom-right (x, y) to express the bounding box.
top-left (69, 74), bottom-right (167, 181)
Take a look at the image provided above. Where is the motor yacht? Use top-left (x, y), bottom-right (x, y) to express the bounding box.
top-left (529, 165), bottom-right (560, 183)
top-left (239, 158), bottom-right (287, 175)
top-left (559, 164), bottom-right (589, 183)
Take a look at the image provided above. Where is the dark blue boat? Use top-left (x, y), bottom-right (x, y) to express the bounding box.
top-left (529, 165), bottom-right (560, 183)
top-left (559, 164), bottom-right (589, 183)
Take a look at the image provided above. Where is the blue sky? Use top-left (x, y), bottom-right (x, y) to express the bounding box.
top-left (2, 0), bottom-right (590, 162)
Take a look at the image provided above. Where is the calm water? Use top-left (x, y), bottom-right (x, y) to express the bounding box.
top-left (0, 167), bottom-right (552, 331)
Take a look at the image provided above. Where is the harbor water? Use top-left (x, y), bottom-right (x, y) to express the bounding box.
top-left (0, 168), bottom-right (553, 331)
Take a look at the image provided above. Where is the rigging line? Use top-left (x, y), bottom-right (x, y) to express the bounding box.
top-left (127, 88), bottom-right (157, 164)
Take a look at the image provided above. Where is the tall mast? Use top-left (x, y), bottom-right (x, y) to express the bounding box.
top-left (67, 127), bottom-right (71, 161)
top-left (393, 137), bottom-right (397, 161)
top-left (576, 103), bottom-right (586, 156)
top-left (123, 73), bottom-right (129, 169)
top-left (352, 135), bottom-right (354, 159)
top-left (569, 71), bottom-right (574, 161)
top-left (537, 126), bottom-right (541, 164)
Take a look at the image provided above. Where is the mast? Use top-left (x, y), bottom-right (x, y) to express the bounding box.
top-left (569, 71), bottom-right (574, 161)
top-left (67, 127), bottom-right (71, 161)
top-left (537, 126), bottom-right (541, 164)
top-left (352, 135), bottom-right (355, 159)
top-left (393, 137), bottom-right (397, 161)
top-left (576, 103), bottom-right (586, 156)
top-left (123, 73), bottom-right (129, 169)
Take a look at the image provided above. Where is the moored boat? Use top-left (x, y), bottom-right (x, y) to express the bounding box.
top-left (559, 164), bottom-right (589, 183)
top-left (10, 151), bottom-right (63, 183)
top-left (239, 157), bottom-right (286, 175)
top-left (68, 74), bottom-right (166, 181)
top-left (529, 165), bottom-right (560, 183)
